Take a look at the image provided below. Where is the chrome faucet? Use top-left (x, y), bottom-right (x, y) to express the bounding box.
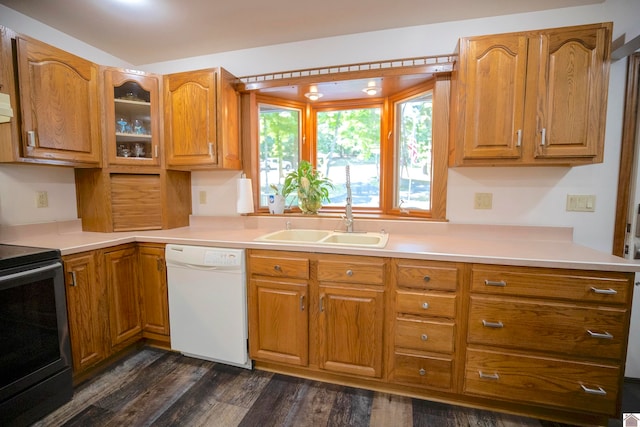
top-left (343, 165), bottom-right (354, 233)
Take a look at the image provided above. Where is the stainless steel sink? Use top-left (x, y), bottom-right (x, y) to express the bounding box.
top-left (255, 229), bottom-right (389, 248)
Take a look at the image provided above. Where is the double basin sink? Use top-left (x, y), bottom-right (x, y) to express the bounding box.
top-left (255, 228), bottom-right (389, 248)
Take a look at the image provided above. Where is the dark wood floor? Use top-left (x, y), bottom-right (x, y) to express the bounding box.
top-left (32, 348), bottom-right (639, 427)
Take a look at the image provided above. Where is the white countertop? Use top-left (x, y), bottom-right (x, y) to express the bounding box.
top-left (1, 216), bottom-right (638, 273)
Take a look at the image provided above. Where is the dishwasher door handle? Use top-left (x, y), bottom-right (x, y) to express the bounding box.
top-left (166, 261), bottom-right (241, 272)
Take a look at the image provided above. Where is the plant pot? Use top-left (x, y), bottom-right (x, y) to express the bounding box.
top-left (267, 194), bottom-right (285, 214)
top-left (298, 197), bottom-right (322, 214)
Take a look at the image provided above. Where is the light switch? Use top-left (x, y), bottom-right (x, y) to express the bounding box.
top-left (566, 195), bottom-right (595, 212)
top-left (36, 191), bottom-right (48, 208)
top-left (199, 190), bottom-right (207, 204)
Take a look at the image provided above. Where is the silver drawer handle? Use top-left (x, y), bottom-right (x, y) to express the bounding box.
top-left (418, 368), bottom-right (426, 376)
top-left (482, 320), bottom-right (504, 328)
top-left (478, 371), bottom-right (499, 380)
top-left (420, 334), bottom-right (428, 341)
top-left (484, 279), bottom-right (506, 287)
top-left (346, 269), bottom-right (353, 276)
top-left (421, 302), bottom-right (429, 309)
top-left (580, 384), bottom-right (606, 396)
top-left (590, 287), bottom-right (617, 295)
top-left (69, 271), bottom-right (77, 287)
top-left (587, 330), bottom-right (613, 339)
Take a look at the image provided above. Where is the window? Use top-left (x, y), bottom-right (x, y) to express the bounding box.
top-left (258, 103), bottom-right (301, 207)
top-left (255, 78), bottom-right (446, 219)
top-left (316, 107), bottom-right (381, 208)
top-left (394, 90), bottom-right (433, 212)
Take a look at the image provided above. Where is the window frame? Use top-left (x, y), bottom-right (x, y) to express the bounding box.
top-left (250, 75), bottom-right (449, 220)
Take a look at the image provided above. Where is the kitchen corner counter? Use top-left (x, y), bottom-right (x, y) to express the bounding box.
top-left (1, 216), bottom-right (638, 273)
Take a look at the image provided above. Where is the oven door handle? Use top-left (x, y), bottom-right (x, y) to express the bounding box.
top-left (0, 262), bottom-right (62, 283)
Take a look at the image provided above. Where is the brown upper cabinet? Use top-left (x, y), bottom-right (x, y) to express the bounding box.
top-left (449, 22), bottom-right (612, 166)
top-left (13, 35), bottom-right (102, 166)
top-left (103, 68), bottom-right (161, 168)
top-left (164, 67), bottom-right (241, 170)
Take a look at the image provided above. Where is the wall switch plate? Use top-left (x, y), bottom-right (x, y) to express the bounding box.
top-left (474, 192), bottom-right (493, 209)
top-left (199, 190), bottom-right (207, 204)
top-left (36, 191), bottom-right (48, 208)
top-left (566, 194), bottom-right (596, 212)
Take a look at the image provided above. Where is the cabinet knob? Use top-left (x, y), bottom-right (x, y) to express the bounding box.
top-left (418, 368), bottom-right (426, 376)
top-left (69, 271), bottom-right (77, 287)
top-left (580, 384), bottom-right (606, 396)
top-left (482, 320), bottom-right (504, 328)
top-left (484, 279), bottom-right (506, 287)
top-left (421, 334), bottom-right (428, 341)
top-left (346, 269), bottom-right (353, 276)
top-left (421, 302), bottom-right (429, 309)
top-left (590, 287), bottom-right (617, 295)
top-left (586, 329), bottom-right (613, 339)
top-left (478, 371), bottom-right (500, 380)
top-left (27, 130), bottom-right (37, 147)
top-left (423, 275), bottom-right (431, 282)
top-left (274, 265), bottom-right (282, 272)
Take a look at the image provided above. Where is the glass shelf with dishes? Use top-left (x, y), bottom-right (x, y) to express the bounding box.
top-left (105, 70), bottom-right (161, 167)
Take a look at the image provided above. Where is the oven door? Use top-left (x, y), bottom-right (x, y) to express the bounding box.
top-left (0, 259), bottom-right (71, 402)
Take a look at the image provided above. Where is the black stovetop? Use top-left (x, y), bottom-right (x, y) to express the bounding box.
top-left (0, 244), bottom-right (61, 270)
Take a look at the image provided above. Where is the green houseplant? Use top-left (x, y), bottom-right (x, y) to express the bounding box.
top-left (282, 160), bottom-right (334, 214)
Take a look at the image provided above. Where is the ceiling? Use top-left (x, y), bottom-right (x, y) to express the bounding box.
top-left (0, 0), bottom-right (602, 66)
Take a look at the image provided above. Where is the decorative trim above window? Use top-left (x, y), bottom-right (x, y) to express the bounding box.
top-left (237, 55), bottom-right (456, 91)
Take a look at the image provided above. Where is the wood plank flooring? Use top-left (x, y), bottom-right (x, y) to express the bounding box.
top-left (31, 348), bottom-right (631, 427)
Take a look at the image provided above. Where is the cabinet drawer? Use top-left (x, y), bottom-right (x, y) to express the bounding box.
top-left (396, 291), bottom-right (456, 318)
top-left (464, 348), bottom-right (619, 416)
top-left (249, 253), bottom-right (309, 280)
top-left (395, 318), bottom-right (455, 354)
top-left (396, 260), bottom-right (459, 291)
top-left (471, 265), bottom-right (631, 305)
top-left (468, 296), bottom-right (626, 360)
top-left (392, 353), bottom-right (453, 390)
top-left (317, 258), bottom-right (385, 285)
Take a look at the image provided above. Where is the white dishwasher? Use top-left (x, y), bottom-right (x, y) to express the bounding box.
top-left (166, 244), bottom-right (251, 369)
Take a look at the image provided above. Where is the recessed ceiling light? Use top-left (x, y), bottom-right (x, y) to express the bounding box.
top-left (362, 81), bottom-right (380, 96)
top-left (304, 85), bottom-right (323, 101)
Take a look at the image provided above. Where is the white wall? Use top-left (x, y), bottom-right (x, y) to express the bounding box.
top-left (1, 0), bottom-right (639, 253)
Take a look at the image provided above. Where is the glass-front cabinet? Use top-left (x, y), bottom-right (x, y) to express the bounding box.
top-left (104, 69), bottom-right (161, 167)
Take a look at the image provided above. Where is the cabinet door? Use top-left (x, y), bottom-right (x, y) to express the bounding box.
top-left (104, 246), bottom-right (142, 347)
top-left (138, 245), bottom-right (169, 338)
top-left (248, 277), bottom-right (308, 366)
top-left (63, 252), bottom-right (107, 373)
top-left (534, 24), bottom-right (611, 160)
top-left (216, 68), bottom-right (241, 170)
top-left (164, 69), bottom-right (217, 167)
top-left (15, 36), bottom-right (101, 165)
top-left (458, 34), bottom-right (528, 160)
top-left (104, 69), bottom-right (161, 167)
top-left (318, 284), bottom-right (385, 378)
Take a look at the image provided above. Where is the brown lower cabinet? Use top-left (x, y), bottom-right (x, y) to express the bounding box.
top-left (247, 249), bottom-right (634, 426)
top-left (63, 243), bottom-right (168, 377)
top-left (138, 243), bottom-right (170, 342)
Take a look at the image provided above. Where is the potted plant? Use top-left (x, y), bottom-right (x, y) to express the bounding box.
top-left (282, 160), bottom-right (334, 214)
top-left (267, 184), bottom-right (286, 214)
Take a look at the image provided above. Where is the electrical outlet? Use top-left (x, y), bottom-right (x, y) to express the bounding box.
top-left (199, 190), bottom-right (207, 204)
top-left (474, 192), bottom-right (492, 209)
top-left (36, 191), bottom-right (48, 208)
